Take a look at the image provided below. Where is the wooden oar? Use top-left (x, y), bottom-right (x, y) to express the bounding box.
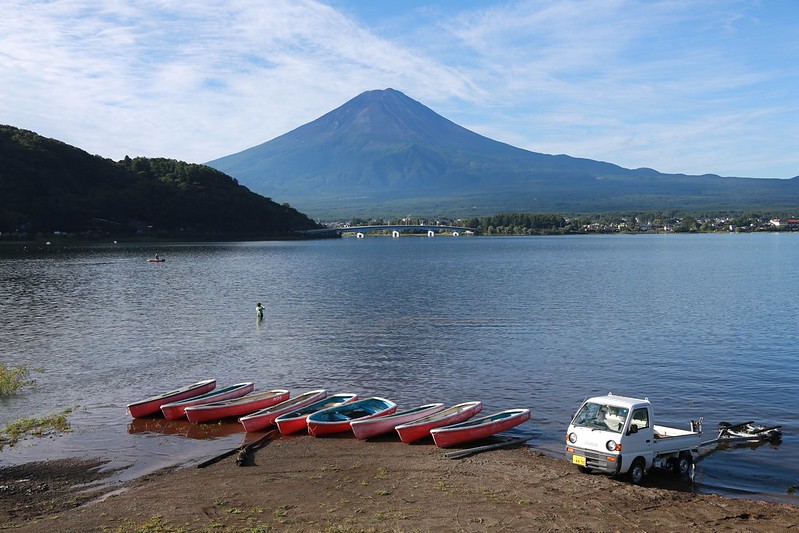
top-left (444, 436), bottom-right (534, 459)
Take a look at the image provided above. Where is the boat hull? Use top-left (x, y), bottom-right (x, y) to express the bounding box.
top-left (160, 382), bottom-right (254, 420)
top-left (126, 379), bottom-right (216, 418)
top-left (184, 389), bottom-right (290, 423)
top-left (307, 397), bottom-right (397, 437)
top-left (351, 403), bottom-right (445, 440)
top-left (395, 401), bottom-right (483, 443)
top-left (239, 389), bottom-right (327, 432)
top-left (276, 415), bottom-right (313, 435)
top-left (274, 393), bottom-right (358, 435)
top-left (430, 408), bottom-right (531, 448)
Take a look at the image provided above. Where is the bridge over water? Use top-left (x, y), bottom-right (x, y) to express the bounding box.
top-left (304, 224), bottom-right (477, 238)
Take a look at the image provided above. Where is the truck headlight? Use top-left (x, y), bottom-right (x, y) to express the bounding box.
top-left (568, 432), bottom-right (577, 444)
top-left (606, 440), bottom-right (618, 451)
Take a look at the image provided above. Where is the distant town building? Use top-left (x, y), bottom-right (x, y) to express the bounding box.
top-left (769, 219), bottom-right (799, 229)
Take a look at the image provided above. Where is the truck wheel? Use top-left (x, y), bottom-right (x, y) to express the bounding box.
top-left (628, 458), bottom-right (646, 484)
top-left (675, 453), bottom-right (692, 476)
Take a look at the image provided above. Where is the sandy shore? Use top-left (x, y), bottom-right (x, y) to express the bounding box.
top-left (2, 434), bottom-right (797, 532)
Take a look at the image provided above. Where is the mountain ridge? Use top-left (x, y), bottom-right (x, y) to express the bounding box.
top-left (207, 89), bottom-right (798, 219)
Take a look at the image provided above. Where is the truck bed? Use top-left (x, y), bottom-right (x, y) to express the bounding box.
top-left (652, 425), bottom-right (702, 453)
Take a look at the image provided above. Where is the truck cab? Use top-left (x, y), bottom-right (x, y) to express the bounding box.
top-left (566, 394), bottom-right (701, 483)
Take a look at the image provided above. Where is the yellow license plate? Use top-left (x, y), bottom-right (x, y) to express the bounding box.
top-left (572, 455), bottom-right (586, 466)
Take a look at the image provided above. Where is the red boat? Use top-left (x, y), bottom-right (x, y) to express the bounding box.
top-left (307, 397), bottom-right (397, 437)
top-left (126, 379), bottom-right (216, 418)
top-left (430, 408), bottom-right (531, 448)
top-left (184, 389), bottom-right (289, 423)
top-left (239, 389), bottom-right (328, 432)
top-left (160, 382), bottom-right (254, 420)
top-left (394, 401), bottom-right (482, 443)
top-left (274, 393), bottom-right (358, 435)
top-left (350, 403), bottom-right (445, 440)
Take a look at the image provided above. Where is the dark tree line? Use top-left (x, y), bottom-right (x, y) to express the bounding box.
top-left (462, 213), bottom-right (567, 235)
top-left (0, 125), bottom-right (321, 237)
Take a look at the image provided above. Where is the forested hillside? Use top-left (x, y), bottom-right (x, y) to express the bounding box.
top-left (0, 125), bottom-right (321, 237)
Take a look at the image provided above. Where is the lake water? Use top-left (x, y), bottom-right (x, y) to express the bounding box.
top-left (0, 234), bottom-right (797, 502)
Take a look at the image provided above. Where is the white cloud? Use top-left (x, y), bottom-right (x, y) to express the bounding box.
top-left (0, 0), bottom-right (477, 162)
top-left (430, 0), bottom-right (799, 177)
top-left (0, 0), bottom-right (796, 177)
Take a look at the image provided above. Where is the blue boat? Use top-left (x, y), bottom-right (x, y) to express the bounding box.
top-left (274, 392), bottom-right (358, 435)
top-left (307, 397), bottom-right (397, 437)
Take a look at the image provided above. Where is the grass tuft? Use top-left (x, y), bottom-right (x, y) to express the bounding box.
top-left (0, 407), bottom-right (73, 450)
top-left (0, 362), bottom-right (38, 396)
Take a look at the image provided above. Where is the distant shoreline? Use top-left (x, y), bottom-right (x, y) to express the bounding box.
top-left (2, 228), bottom-right (797, 247)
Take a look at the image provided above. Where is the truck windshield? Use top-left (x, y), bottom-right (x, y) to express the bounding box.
top-left (572, 402), bottom-right (629, 433)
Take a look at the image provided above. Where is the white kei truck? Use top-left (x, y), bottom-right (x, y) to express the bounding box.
top-left (565, 394), bottom-right (703, 484)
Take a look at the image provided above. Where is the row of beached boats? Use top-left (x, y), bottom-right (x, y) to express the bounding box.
top-left (125, 379), bottom-right (531, 448)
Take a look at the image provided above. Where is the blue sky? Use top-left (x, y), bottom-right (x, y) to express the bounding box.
top-left (1, 0), bottom-right (797, 178)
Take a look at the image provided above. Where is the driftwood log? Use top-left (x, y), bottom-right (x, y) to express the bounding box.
top-left (197, 429), bottom-right (278, 469)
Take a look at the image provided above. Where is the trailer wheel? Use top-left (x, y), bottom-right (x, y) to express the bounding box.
top-left (628, 458), bottom-right (646, 484)
top-left (675, 453), bottom-right (692, 476)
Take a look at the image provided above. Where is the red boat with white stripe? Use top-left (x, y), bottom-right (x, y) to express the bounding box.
top-left (430, 408), bottom-right (531, 448)
top-left (239, 389), bottom-right (328, 432)
top-left (184, 389), bottom-right (289, 423)
top-left (351, 403), bottom-right (445, 440)
top-left (126, 379), bottom-right (216, 418)
top-left (394, 401), bottom-right (483, 443)
top-left (160, 382), bottom-right (254, 420)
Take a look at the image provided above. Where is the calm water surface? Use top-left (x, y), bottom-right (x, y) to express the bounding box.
top-left (0, 234), bottom-right (797, 502)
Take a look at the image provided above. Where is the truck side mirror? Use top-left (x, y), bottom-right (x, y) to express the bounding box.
top-left (628, 424), bottom-right (638, 435)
